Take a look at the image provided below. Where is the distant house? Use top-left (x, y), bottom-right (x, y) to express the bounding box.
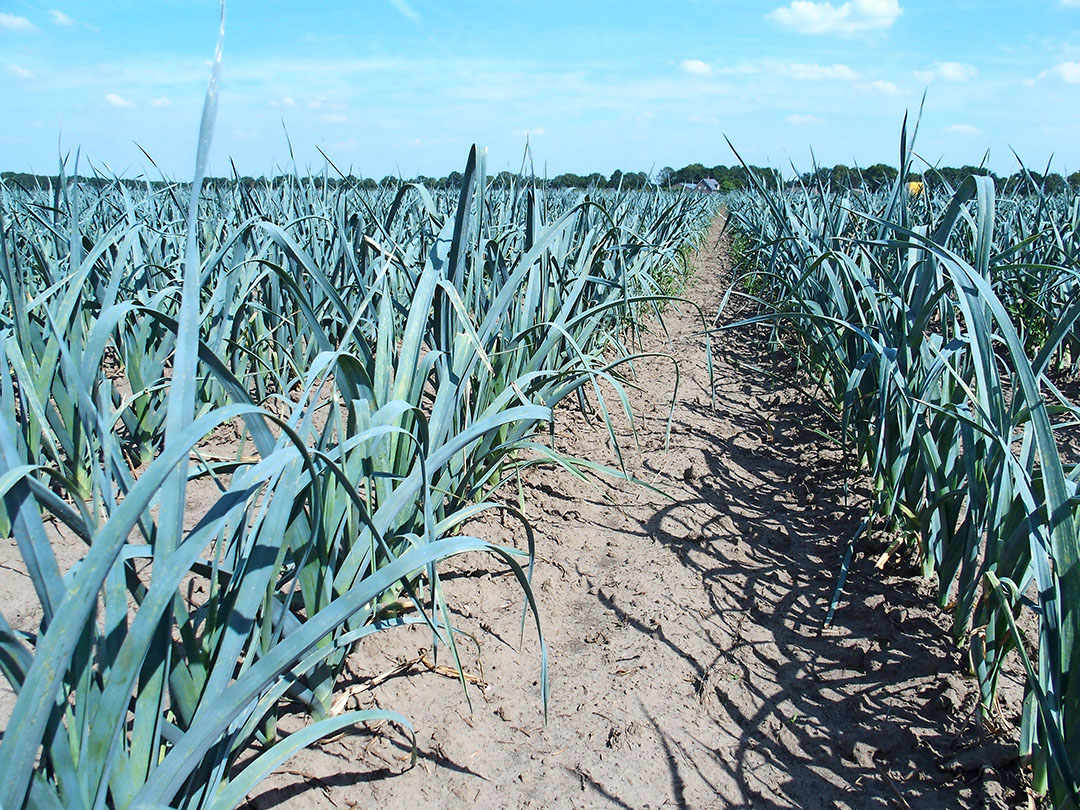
top-left (693, 178), bottom-right (720, 193)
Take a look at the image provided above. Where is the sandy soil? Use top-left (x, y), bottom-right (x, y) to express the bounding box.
top-left (242, 218), bottom-right (1030, 810)
top-left (0, 216), bottom-right (1031, 809)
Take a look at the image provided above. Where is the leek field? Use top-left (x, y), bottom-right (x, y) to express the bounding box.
top-left (723, 126), bottom-right (1080, 808)
top-left (2, 73), bottom-right (1080, 810)
top-left (0, 137), bottom-right (714, 808)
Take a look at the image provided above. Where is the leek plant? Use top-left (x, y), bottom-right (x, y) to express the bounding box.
top-left (723, 124), bottom-right (1080, 807)
top-left (0, 56), bottom-right (714, 810)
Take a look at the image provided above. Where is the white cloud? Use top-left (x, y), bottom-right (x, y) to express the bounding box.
top-left (681, 59), bottom-right (713, 77)
top-left (914, 61), bottom-right (977, 82)
top-left (787, 113), bottom-right (824, 124)
top-left (782, 62), bottom-right (858, 80)
top-left (768, 0), bottom-right (901, 35)
top-left (715, 63), bottom-right (763, 77)
top-left (104, 93), bottom-right (134, 108)
top-left (1061, 0), bottom-right (1080, 6)
top-left (514, 127), bottom-right (546, 136)
top-left (47, 9), bottom-right (96, 30)
top-left (321, 113), bottom-right (348, 123)
top-left (947, 123), bottom-right (982, 135)
top-left (388, 0), bottom-right (419, 21)
top-left (151, 96), bottom-right (171, 107)
top-left (8, 64), bottom-right (33, 79)
top-left (1038, 61), bottom-right (1080, 83)
top-left (866, 79), bottom-right (901, 94)
top-left (938, 62), bottom-right (977, 81)
top-left (0, 13), bottom-right (36, 32)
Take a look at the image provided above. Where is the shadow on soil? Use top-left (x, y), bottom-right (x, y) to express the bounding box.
top-left (542, 347), bottom-right (1020, 809)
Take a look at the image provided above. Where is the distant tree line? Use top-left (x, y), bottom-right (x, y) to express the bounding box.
top-left (0, 168), bottom-right (651, 192)
top-left (0, 171), bottom-right (387, 191)
top-left (655, 163), bottom-right (784, 191)
top-left (4, 165), bottom-right (1080, 194)
top-left (792, 164), bottom-right (1080, 194)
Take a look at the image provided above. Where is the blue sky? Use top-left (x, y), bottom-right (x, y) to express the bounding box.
top-left (3, 0), bottom-right (1080, 180)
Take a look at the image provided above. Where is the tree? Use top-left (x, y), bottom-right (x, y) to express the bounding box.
top-left (1000, 170), bottom-right (1066, 195)
top-left (671, 163), bottom-right (706, 185)
top-left (551, 172), bottom-right (585, 188)
top-left (1043, 172), bottom-right (1065, 194)
top-left (861, 164), bottom-right (898, 191)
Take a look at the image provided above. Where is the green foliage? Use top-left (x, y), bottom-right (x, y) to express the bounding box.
top-left (0, 132), bottom-right (715, 810)
top-left (661, 163), bottom-right (782, 191)
top-left (723, 130), bottom-right (1080, 808)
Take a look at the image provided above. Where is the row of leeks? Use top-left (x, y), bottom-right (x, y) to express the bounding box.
top-left (0, 140), bottom-right (715, 809)
top-left (722, 128), bottom-right (1080, 808)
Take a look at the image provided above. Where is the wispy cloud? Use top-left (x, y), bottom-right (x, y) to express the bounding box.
top-left (105, 93), bottom-right (135, 108)
top-left (710, 59), bottom-right (857, 80)
top-left (787, 113), bottom-right (824, 124)
top-left (321, 113), bottom-right (348, 123)
top-left (781, 62), bottom-right (857, 80)
top-left (47, 9), bottom-right (97, 31)
top-left (1038, 61), bottom-right (1080, 83)
top-left (768, 0), bottom-right (901, 35)
top-left (0, 13), bottom-right (36, 32)
top-left (514, 127), bottom-right (546, 136)
top-left (151, 96), bottom-right (171, 107)
top-left (388, 0), bottom-right (419, 22)
top-left (947, 123), bottom-right (982, 135)
top-left (8, 64), bottom-right (33, 79)
top-left (681, 59), bottom-right (713, 77)
top-left (713, 63), bottom-right (762, 77)
top-left (914, 61), bottom-right (977, 82)
top-left (865, 79), bottom-right (902, 94)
